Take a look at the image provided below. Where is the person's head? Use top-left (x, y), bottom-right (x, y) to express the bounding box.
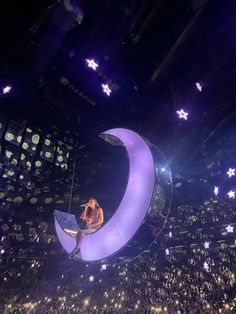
top-left (88, 198), bottom-right (99, 209)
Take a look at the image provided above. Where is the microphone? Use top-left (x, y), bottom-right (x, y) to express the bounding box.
top-left (80, 203), bottom-right (88, 207)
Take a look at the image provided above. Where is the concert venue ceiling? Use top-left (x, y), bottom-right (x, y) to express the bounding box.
top-left (0, 0), bottom-right (236, 254)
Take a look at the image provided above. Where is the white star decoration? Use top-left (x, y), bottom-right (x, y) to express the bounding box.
top-left (86, 59), bottom-right (98, 71)
top-left (89, 276), bottom-right (94, 282)
top-left (226, 225), bottom-right (234, 233)
top-left (176, 109), bottom-right (188, 120)
top-left (227, 190), bottom-right (235, 199)
top-left (195, 82), bottom-right (202, 92)
top-left (101, 264), bottom-right (107, 270)
top-left (227, 168), bottom-right (235, 178)
top-left (204, 242), bottom-right (209, 249)
top-left (3, 86), bottom-right (11, 94)
top-left (203, 261), bottom-right (209, 270)
top-left (102, 84), bottom-right (111, 96)
top-left (214, 186), bottom-right (219, 196)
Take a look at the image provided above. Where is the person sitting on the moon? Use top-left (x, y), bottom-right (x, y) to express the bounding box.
top-left (69, 198), bottom-right (104, 258)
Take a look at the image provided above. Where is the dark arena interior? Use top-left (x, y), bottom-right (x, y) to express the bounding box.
top-left (1, 0), bottom-right (236, 313)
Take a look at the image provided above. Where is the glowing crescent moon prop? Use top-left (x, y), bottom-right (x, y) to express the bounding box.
top-left (55, 128), bottom-right (172, 262)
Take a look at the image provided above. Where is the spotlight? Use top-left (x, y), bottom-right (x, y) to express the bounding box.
top-left (22, 127), bottom-right (40, 154)
top-left (40, 135), bottom-right (55, 162)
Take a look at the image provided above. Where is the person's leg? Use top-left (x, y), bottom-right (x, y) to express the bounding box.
top-left (69, 230), bottom-right (83, 258)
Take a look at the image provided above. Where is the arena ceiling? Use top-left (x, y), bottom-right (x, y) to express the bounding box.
top-left (0, 0), bottom-right (236, 219)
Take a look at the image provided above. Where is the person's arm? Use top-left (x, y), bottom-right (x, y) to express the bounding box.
top-left (80, 204), bottom-right (89, 221)
top-left (87, 208), bottom-right (104, 228)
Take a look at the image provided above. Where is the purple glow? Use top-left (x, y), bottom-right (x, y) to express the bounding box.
top-left (227, 168), bottom-right (235, 178)
top-left (86, 59), bottom-right (98, 71)
top-left (176, 109), bottom-right (188, 120)
top-left (55, 219), bottom-right (76, 253)
top-left (196, 82), bottom-right (202, 92)
top-left (102, 84), bottom-right (111, 96)
top-left (81, 128), bottom-right (155, 261)
top-left (3, 86), bottom-right (12, 94)
top-left (214, 186), bottom-right (219, 196)
top-left (227, 190), bottom-right (235, 199)
top-left (226, 225), bottom-right (234, 233)
top-left (55, 128), bottom-right (155, 262)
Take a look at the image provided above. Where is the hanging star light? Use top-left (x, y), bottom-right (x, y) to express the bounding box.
top-left (227, 190), bottom-right (235, 199)
top-left (227, 168), bottom-right (235, 178)
top-left (195, 82), bottom-right (202, 92)
top-left (101, 264), bottom-right (107, 270)
top-left (226, 225), bottom-right (234, 233)
top-left (89, 276), bottom-right (94, 282)
top-left (102, 84), bottom-right (111, 96)
top-left (176, 109), bottom-right (188, 120)
top-left (86, 59), bottom-right (99, 71)
top-left (204, 242), bottom-right (210, 249)
top-left (214, 186), bottom-right (219, 196)
top-left (203, 261), bottom-right (209, 271)
top-left (3, 85), bottom-right (12, 94)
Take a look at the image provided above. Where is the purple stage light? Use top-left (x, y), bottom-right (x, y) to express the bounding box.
top-left (102, 84), bottom-right (111, 96)
top-left (226, 225), bottom-right (234, 233)
top-left (196, 82), bottom-right (202, 92)
top-left (227, 168), bottom-right (235, 178)
top-left (176, 109), bottom-right (188, 120)
top-left (214, 186), bottom-right (219, 196)
top-left (86, 59), bottom-right (98, 71)
top-left (3, 86), bottom-right (12, 94)
top-left (227, 190), bottom-right (235, 199)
